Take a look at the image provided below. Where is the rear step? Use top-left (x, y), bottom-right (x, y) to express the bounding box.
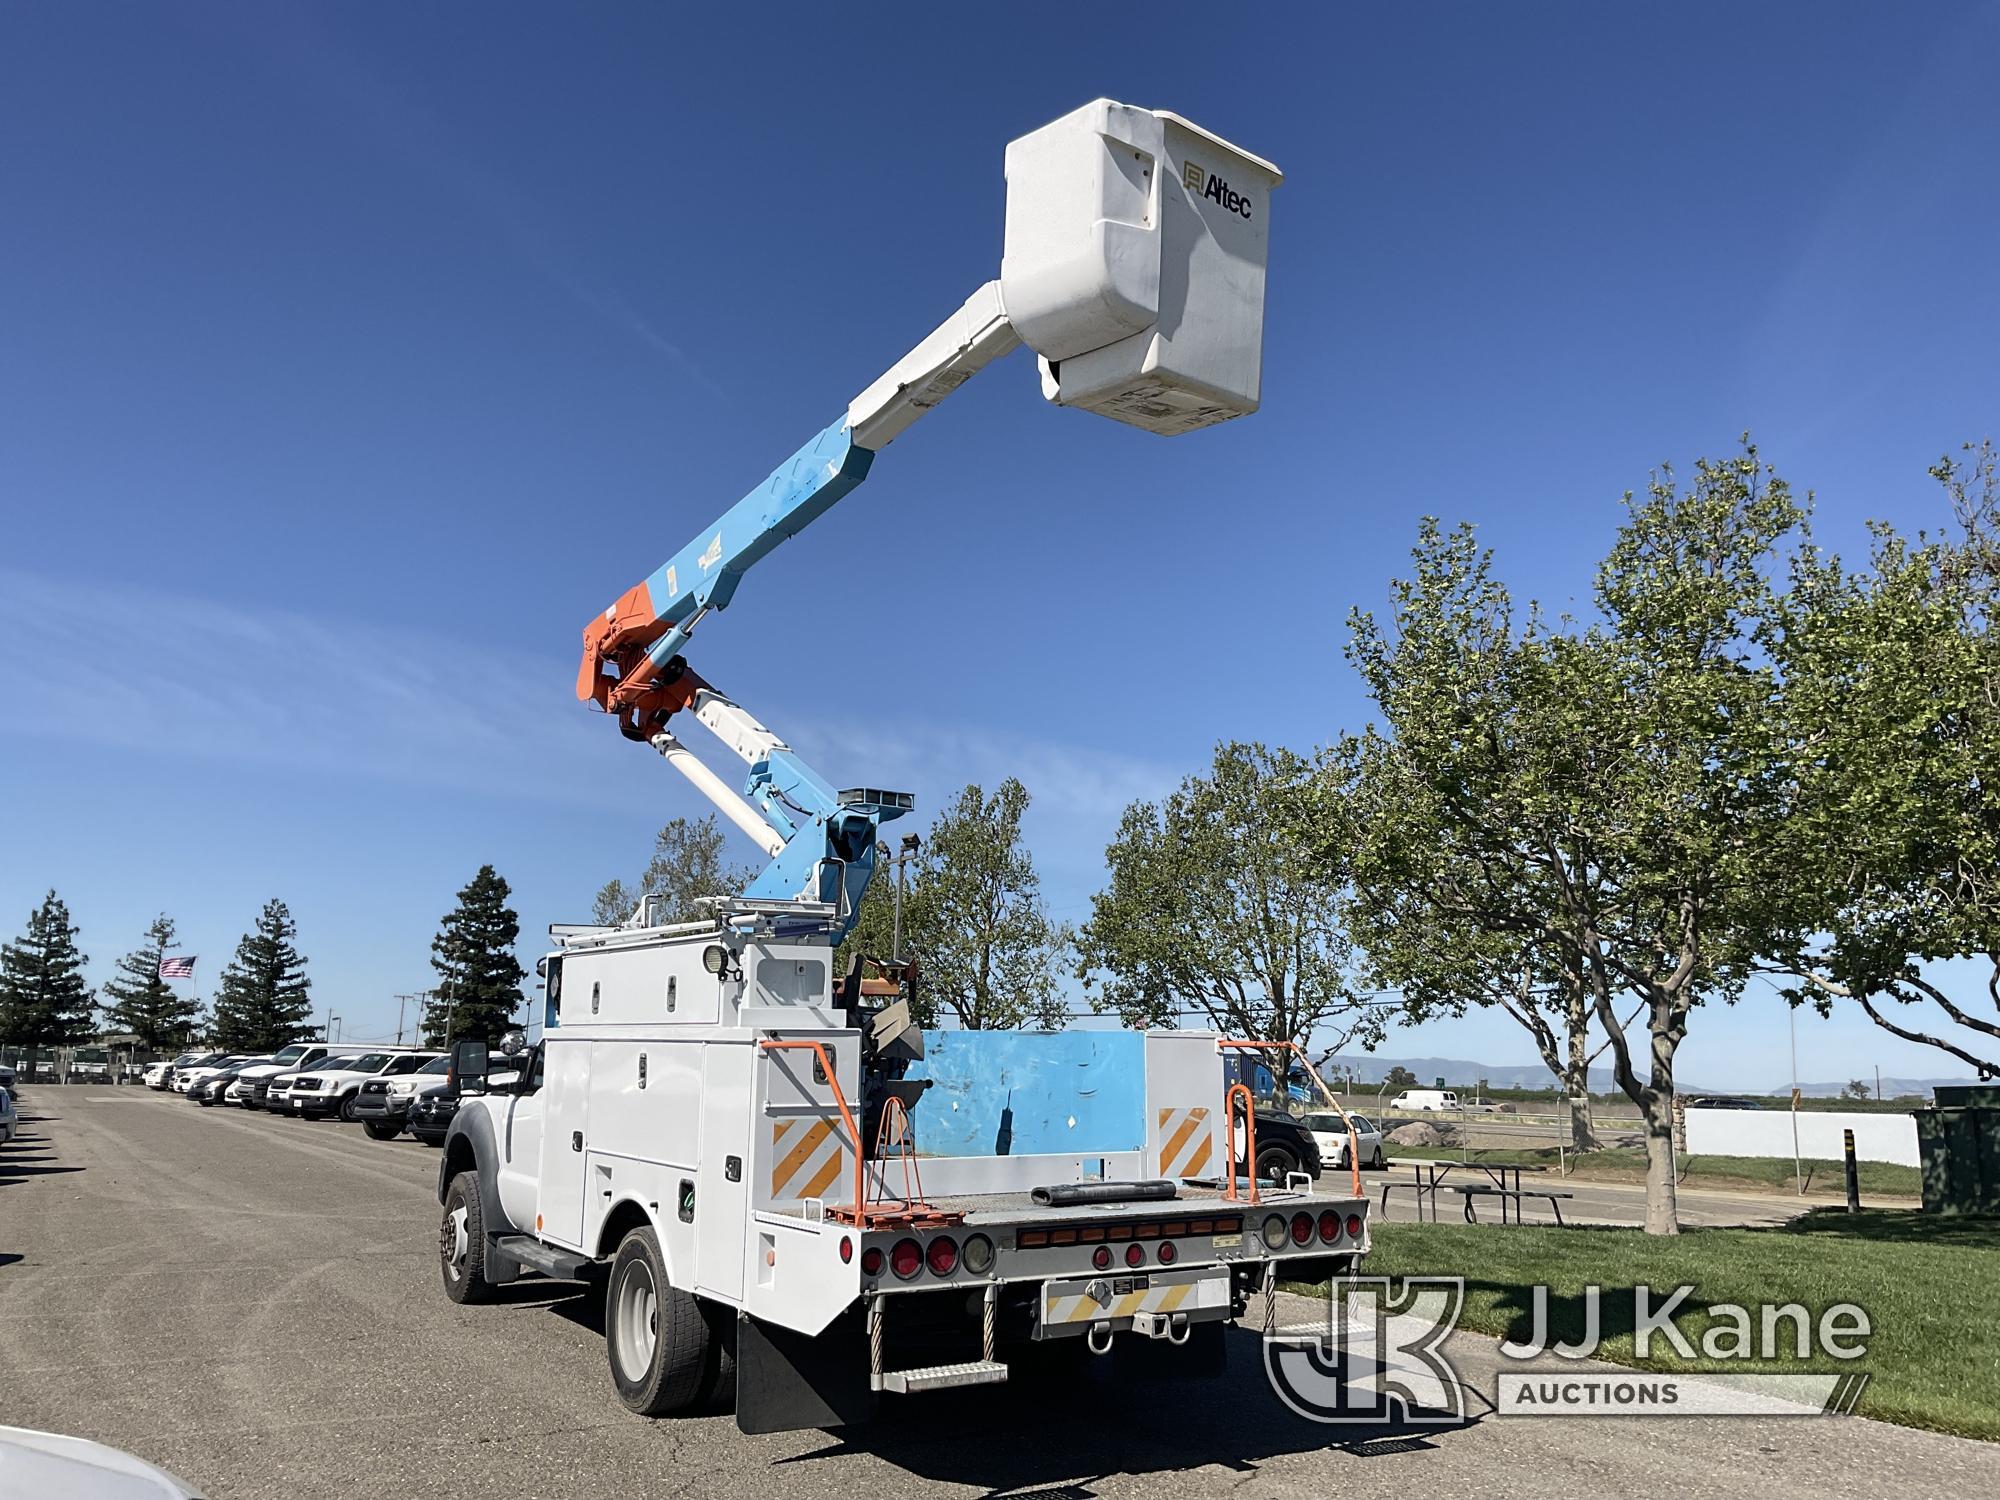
top-left (876, 1360), bottom-right (1009, 1394)
top-left (489, 1234), bottom-right (593, 1281)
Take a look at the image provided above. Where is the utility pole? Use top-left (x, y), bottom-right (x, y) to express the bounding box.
top-left (880, 833), bottom-right (921, 960)
top-left (393, 992), bottom-right (428, 1047)
top-left (1800, 1004), bottom-right (1816, 1208)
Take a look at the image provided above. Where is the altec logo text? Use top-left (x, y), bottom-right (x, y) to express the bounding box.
top-left (1182, 158), bottom-right (1254, 219)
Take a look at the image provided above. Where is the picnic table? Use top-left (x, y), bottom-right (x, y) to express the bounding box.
top-left (1378, 1159), bottom-right (1572, 1226)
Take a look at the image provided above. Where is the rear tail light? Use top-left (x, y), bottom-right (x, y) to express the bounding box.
top-left (890, 1239), bottom-right (923, 1279)
top-left (1261, 1215), bottom-right (1288, 1249)
top-left (1092, 1246), bottom-right (1113, 1270)
top-left (1125, 1244), bottom-right (1146, 1268)
top-left (1289, 1212), bottom-right (1313, 1246)
top-left (926, 1236), bottom-right (958, 1276)
top-left (839, 1236), bottom-right (854, 1264)
top-left (1346, 1213), bottom-right (1364, 1240)
top-left (962, 1234), bottom-right (995, 1275)
top-left (1157, 1240), bottom-right (1177, 1264)
top-left (1318, 1211), bottom-right (1341, 1243)
top-left (860, 1246), bottom-right (884, 1276)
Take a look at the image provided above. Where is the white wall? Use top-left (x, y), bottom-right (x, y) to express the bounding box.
top-left (1684, 1107), bottom-right (1919, 1167)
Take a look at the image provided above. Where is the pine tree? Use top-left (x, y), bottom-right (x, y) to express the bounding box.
top-left (0, 890), bottom-right (98, 1074)
top-left (211, 899), bottom-right (314, 1050)
top-left (427, 865), bottom-right (525, 1046)
top-left (101, 915), bottom-right (205, 1051)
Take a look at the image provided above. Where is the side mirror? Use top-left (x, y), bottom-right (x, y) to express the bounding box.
top-left (451, 1039), bottom-right (489, 1096)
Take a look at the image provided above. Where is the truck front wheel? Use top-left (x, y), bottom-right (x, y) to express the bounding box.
top-left (440, 1171), bottom-right (496, 1305)
top-left (606, 1226), bottom-right (711, 1416)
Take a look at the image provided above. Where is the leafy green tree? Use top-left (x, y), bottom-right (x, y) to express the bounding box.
top-left (1332, 546), bottom-right (1616, 1154)
top-left (1345, 448), bottom-right (1805, 1234)
top-left (593, 814), bottom-right (753, 927)
top-left (1774, 443), bottom-right (2000, 1077)
top-left (902, 779), bottom-right (1067, 1030)
top-left (0, 890), bottom-right (97, 1073)
top-left (211, 899), bottom-right (314, 1050)
top-left (101, 914), bottom-right (205, 1050)
top-left (1078, 742), bottom-right (1382, 1086)
top-left (1842, 1079), bottom-right (1872, 1101)
top-left (1382, 1065), bottom-right (1420, 1091)
top-left (428, 865), bottom-right (526, 1045)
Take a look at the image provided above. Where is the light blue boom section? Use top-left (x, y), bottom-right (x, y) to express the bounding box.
top-left (905, 1030), bottom-right (1147, 1157)
top-left (637, 416), bottom-right (876, 672)
top-left (631, 413), bottom-right (905, 936)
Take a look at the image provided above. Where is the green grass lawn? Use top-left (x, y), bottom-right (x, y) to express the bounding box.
top-left (1385, 1143), bottom-right (1923, 1198)
top-left (1314, 1211), bottom-right (2000, 1439)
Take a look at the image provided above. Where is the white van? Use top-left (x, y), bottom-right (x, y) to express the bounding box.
top-left (1389, 1089), bottom-right (1459, 1112)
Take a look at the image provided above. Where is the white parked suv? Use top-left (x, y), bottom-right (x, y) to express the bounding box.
top-left (353, 1054), bottom-right (452, 1139)
top-left (168, 1052), bottom-right (226, 1092)
top-left (230, 1042), bottom-right (357, 1108)
top-left (288, 1052), bottom-right (441, 1122)
top-left (267, 1056), bottom-right (361, 1112)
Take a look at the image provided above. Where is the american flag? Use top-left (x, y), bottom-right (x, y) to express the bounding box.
top-left (158, 956), bottom-right (197, 979)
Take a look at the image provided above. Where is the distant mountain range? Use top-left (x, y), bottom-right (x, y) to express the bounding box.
top-left (1319, 1053), bottom-right (1973, 1100)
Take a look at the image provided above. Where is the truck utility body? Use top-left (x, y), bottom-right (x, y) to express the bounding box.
top-left (443, 915), bottom-right (1366, 1431)
top-left (434, 98), bottom-right (1343, 1432)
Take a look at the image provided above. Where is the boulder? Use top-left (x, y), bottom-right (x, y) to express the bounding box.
top-left (1387, 1122), bottom-right (1445, 1147)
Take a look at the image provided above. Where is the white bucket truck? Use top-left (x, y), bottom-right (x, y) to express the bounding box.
top-left (436, 99), bottom-right (1370, 1433)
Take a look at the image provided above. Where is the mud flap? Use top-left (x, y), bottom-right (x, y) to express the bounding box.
top-left (735, 1305), bottom-right (878, 1435)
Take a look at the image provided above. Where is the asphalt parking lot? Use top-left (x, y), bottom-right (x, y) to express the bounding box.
top-left (4, 1089), bottom-right (1997, 1500)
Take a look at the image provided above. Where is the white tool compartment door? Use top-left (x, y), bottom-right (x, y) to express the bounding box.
top-left (697, 1044), bottom-right (751, 1301)
top-left (535, 1040), bottom-right (591, 1248)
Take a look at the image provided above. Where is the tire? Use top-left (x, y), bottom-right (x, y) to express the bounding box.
top-left (1371, 1147), bottom-right (1387, 1170)
top-left (439, 1171), bottom-right (497, 1304)
top-left (363, 1120), bottom-right (401, 1141)
top-left (339, 1092), bottom-right (360, 1122)
top-left (605, 1226), bottom-right (711, 1416)
top-left (1256, 1142), bottom-right (1301, 1185)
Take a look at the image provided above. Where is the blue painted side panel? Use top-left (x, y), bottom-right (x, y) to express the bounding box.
top-left (906, 1030), bottom-right (1146, 1157)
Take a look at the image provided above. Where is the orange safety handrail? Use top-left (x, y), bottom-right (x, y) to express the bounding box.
top-left (758, 1039), bottom-right (871, 1227)
top-left (872, 1092), bottom-right (927, 1212)
top-left (1223, 1082), bottom-right (1259, 1204)
top-left (1216, 1038), bottom-right (1364, 1200)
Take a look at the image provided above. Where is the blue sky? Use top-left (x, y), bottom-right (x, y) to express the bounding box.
top-left (3, 4), bottom-right (1996, 1089)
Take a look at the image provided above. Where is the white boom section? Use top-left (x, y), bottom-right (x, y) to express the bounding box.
top-left (649, 732), bottom-right (785, 857)
top-left (847, 280), bottom-right (1021, 451)
top-left (688, 684), bottom-right (786, 767)
top-left (646, 680), bottom-right (823, 861)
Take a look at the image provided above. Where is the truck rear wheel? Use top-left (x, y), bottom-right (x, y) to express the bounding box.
top-left (363, 1120), bottom-right (401, 1141)
top-left (606, 1226), bottom-right (711, 1416)
top-left (440, 1171), bottom-right (497, 1305)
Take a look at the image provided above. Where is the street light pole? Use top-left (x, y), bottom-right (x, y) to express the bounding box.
top-left (885, 833), bottom-right (921, 960)
top-left (1800, 1004), bottom-right (1816, 1208)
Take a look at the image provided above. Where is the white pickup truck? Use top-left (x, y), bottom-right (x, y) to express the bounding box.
top-left (438, 914), bottom-right (1369, 1434)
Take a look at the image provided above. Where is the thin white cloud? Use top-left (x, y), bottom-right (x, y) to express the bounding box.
top-left (0, 570), bottom-right (1171, 892)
